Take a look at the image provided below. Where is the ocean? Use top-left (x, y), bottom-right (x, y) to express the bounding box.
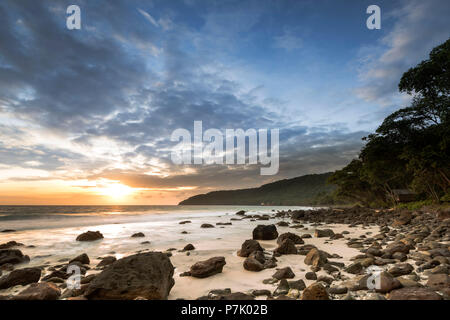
top-left (0, 205), bottom-right (311, 271)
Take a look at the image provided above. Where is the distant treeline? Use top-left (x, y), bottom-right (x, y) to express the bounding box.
top-left (328, 39), bottom-right (450, 207)
top-left (179, 173), bottom-right (340, 206)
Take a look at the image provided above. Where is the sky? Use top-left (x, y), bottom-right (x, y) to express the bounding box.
top-left (0, 0), bottom-right (449, 205)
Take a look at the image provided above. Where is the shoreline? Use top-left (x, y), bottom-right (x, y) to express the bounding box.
top-left (0, 206), bottom-right (449, 300)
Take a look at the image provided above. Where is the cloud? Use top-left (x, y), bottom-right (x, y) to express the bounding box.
top-left (137, 8), bottom-right (159, 27)
top-left (356, 0), bottom-right (450, 105)
top-left (274, 31), bottom-right (303, 52)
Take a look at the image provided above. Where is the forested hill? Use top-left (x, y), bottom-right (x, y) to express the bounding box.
top-left (178, 173), bottom-right (336, 205)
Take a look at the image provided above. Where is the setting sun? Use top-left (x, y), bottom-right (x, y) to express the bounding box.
top-left (96, 182), bottom-right (135, 200)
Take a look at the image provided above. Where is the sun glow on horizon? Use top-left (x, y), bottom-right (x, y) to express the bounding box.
top-left (95, 182), bottom-right (135, 200)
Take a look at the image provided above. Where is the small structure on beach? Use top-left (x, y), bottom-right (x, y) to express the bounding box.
top-left (392, 189), bottom-right (416, 203)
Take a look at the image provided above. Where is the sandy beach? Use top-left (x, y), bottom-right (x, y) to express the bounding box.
top-left (1, 206), bottom-right (449, 300)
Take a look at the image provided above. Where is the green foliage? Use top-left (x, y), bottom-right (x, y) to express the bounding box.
top-left (396, 200), bottom-right (435, 211)
top-left (179, 173), bottom-right (338, 205)
top-left (330, 39), bottom-right (450, 206)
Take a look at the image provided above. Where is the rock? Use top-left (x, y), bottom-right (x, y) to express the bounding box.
top-left (190, 257), bottom-right (226, 278)
top-left (252, 289), bottom-right (271, 296)
top-left (384, 242), bottom-right (410, 255)
top-left (344, 275), bottom-right (369, 291)
top-left (252, 225), bottom-right (278, 240)
top-left (243, 257), bottom-right (264, 272)
top-left (305, 272), bottom-right (317, 280)
top-left (287, 289), bottom-right (300, 299)
top-left (85, 252), bottom-right (175, 300)
top-left (288, 279), bottom-right (306, 290)
top-left (0, 241), bottom-right (24, 249)
top-left (277, 232), bottom-right (304, 245)
top-left (96, 256), bottom-right (116, 268)
top-left (69, 253), bottom-right (90, 265)
top-left (81, 274), bottom-right (96, 284)
top-left (345, 262), bottom-right (363, 274)
top-left (375, 271), bottom-right (402, 293)
top-left (314, 229), bottom-right (335, 238)
top-left (273, 279), bottom-right (290, 296)
top-left (0, 249), bottom-right (29, 266)
top-left (0, 267), bottom-right (41, 289)
top-left (200, 224), bottom-right (214, 228)
top-left (76, 231), bottom-right (103, 242)
top-left (236, 210), bottom-right (246, 216)
top-left (272, 267), bottom-right (295, 280)
top-left (323, 263), bottom-right (339, 273)
top-left (237, 240), bottom-right (263, 257)
top-left (277, 221), bottom-right (289, 227)
top-left (426, 274), bottom-right (449, 290)
top-left (392, 252), bottom-right (407, 261)
top-left (291, 211), bottom-right (305, 220)
top-left (183, 244), bottom-right (195, 251)
top-left (397, 277), bottom-right (422, 288)
top-left (179, 220), bottom-right (191, 224)
top-left (274, 239), bottom-right (297, 255)
top-left (317, 275), bottom-right (334, 285)
top-left (301, 283), bottom-right (329, 300)
top-left (388, 287), bottom-right (442, 300)
top-left (304, 248), bottom-right (328, 268)
top-left (131, 232), bottom-right (145, 238)
top-left (363, 293), bottom-right (386, 300)
top-left (213, 292), bottom-right (254, 300)
top-left (392, 211), bottom-right (412, 227)
top-left (328, 285), bottom-right (348, 294)
top-left (42, 270), bottom-right (69, 281)
top-left (209, 288), bottom-right (231, 296)
top-left (263, 257), bottom-right (277, 269)
top-left (388, 263), bottom-right (414, 277)
top-left (13, 282), bottom-right (61, 300)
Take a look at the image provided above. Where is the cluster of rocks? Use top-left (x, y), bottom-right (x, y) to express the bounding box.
top-left (0, 206), bottom-right (448, 300)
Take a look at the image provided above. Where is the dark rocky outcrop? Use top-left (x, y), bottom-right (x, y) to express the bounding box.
top-left (85, 252), bottom-right (175, 300)
top-left (0, 249), bottom-right (30, 266)
top-left (252, 225), bottom-right (278, 240)
top-left (0, 267), bottom-right (41, 289)
top-left (189, 257), bottom-right (226, 278)
top-left (76, 231), bottom-right (104, 242)
top-left (237, 240), bottom-right (263, 257)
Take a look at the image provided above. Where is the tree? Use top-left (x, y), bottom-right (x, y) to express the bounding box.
top-left (330, 38), bottom-right (450, 206)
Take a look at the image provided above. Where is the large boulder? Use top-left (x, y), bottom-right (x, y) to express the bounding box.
top-left (237, 240), bottom-right (263, 257)
top-left (274, 239), bottom-right (297, 255)
top-left (277, 232), bottom-right (304, 245)
top-left (301, 283), bottom-right (329, 300)
top-left (388, 287), bottom-right (442, 300)
top-left (13, 282), bottom-right (61, 300)
top-left (190, 257), bottom-right (226, 278)
top-left (304, 248), bottom-right (328, 268)
top-left (252, 225), bottom-right (278, 240)
top-left (76, 231), bottom-right (103, 242)
top-left (85, 252), bottom-right (175, 300)
top-left (0, 249), bottom-right (30, 266)
top-left (0, 267), bottom-right (41, 289)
